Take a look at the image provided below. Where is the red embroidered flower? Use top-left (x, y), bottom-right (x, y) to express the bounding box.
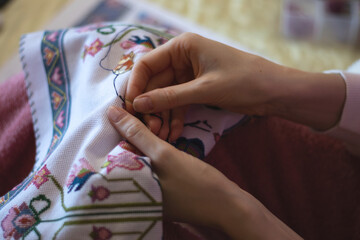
top-left (43, 47), bottom-right (56, 66)
top-left (90, 226), bottom-right (112, 240)
top-left (112, 52), bottom-right (135, 74)
top-left (51, 91), bottom-right (63, 110)
top-left (1, 203), bottom-right (36, 240)
top-left (32, 165), bottom-right (51, 189)
top-left (83, 38), bottom-right (104, 60)
top-left (119, 141), bottom-right (142, 155)
top-left (88, 185), bottom-right (110, 203)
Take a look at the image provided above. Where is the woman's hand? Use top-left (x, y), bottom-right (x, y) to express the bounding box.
top-left (126, 33), bottom-right (346, 139)
top-left (125, 33), bottom-right (283, 142)
top-left (107, 106), bottom-right (303, 239)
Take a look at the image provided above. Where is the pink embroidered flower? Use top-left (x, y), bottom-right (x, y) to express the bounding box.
top-left (88, 185), bottom-right (110, 203)
top-left (55, 111), bottom-right (65, 128)
top-left (83, 38), bottom-right (104, 60)
top-left (102, 151), bottom-right (144, 174)
top-left (1, 203), bottom-right (36, 240)
top-left (67, 158), bottom-right (96, 193)
top-left (90, 226), bottom-right (112, 240)
top-left (120, 40), bottom-right (150, 54)
top-left (32, 165), bottom-right (51, 189)
top-left (46, 31), bottom-right (59, 42)
top-left (51, 67), bottom-right (63, 85)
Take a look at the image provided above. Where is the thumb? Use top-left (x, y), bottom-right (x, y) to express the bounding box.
top-left (132, 80), bottom-right (202, 113)
top-left (106, 106), bottom-right (174, 161)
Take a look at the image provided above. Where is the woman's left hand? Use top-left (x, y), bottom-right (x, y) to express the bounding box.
top-left (106, 106), bottom-right (303, 240)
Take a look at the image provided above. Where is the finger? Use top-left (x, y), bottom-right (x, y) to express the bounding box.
top-left (143, 113), bottom-right (162, 135)
top-left (158, 110), bottom-right (170, 141)
top-left (106, 106), bottom-right (172, 160)
top-left (145, 67), bottom-right (175, 92)
top-left (133, 78), bottom-right (205, 113)
top-left (169, 107), bottom-right (186, 143)
top-left (125, 42), bottom-right (175, 110)
top-left (126, 67), bottom-right (174, 115)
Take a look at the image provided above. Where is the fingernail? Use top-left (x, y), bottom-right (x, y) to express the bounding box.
top-left (133, 96), bottom-right (153, 112)
top-left (107, 106), bottom-right (122, 122)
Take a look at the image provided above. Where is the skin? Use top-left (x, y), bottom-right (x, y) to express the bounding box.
top-left (107, 33), bottom-right (346, 239)
top-left (125, 33), bottom-right (345, 141)
top-left (107, 106), bottom-right (303, 239)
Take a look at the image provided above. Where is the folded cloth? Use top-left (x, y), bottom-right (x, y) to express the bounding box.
top-left (2, 22), bottom-right (358, 240)
top-left (0, 73), bottom-right (213, 240)
top-left (0, 23), bottom-right (244, 239)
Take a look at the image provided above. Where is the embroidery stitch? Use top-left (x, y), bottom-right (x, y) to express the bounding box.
top-left (173, 137), bottom-right (205, 160)
top-left (184, 120), bottom-right (212, 132)
top-left (1, 202), bottom-right (38, 240)
top-left (31, 165), bottom-right (51, 189)
top-left (67, 158), bottom-right (96, 193)
top-left (88, 185), bottom-right (111, 203)
top-left (102, 151), bottom-right (145, 173)
top-left (112, 51), bottom-right (135, 74)
top-left (82, 38), bottom-right (104, 60)
top-left (3, 23), bottom-right (244, 240)
top-left (97, 24), bottom-right (173, 106)
top-left (90, 226), bottom-right (112, 240)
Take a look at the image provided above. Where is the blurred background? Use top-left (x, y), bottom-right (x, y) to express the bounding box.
top-left (0, 0), bottom-right (359, 75)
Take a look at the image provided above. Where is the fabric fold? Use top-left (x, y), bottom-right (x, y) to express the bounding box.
top-left (0, 23), bottom-right (245, 239)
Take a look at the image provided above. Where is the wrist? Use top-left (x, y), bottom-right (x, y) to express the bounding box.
top-left (217, 184), bottom-right (269, 239)
top-left (219, 186), bottom-right (303, 239)
top-left (269, 67), bottom-right (346, 130)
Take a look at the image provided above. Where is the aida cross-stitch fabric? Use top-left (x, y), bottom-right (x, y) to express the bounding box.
top-left (0, 23), bottom-right (245, 239)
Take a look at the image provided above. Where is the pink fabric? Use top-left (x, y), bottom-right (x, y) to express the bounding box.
top-left (0, 73), bottom-right (35, 195)
top-left (1, 73), bottom-right (360, 239)
top-left (327, 72), bottom-right (360, 156)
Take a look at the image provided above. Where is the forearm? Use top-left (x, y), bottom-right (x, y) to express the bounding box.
top-left (267, 66), bottom-right (346, 131)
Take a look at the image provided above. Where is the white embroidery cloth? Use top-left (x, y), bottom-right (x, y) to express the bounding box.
top-left (0, 23), bottom-right (244, 239)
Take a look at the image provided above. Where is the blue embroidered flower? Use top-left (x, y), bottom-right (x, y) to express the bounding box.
top-left (67, 158), bottom-right (96, 193)
top-left (173, 137), bottom-right (205, 160)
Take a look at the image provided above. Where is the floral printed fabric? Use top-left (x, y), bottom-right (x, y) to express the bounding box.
top-left (0, 23), bottom-right (244, 239)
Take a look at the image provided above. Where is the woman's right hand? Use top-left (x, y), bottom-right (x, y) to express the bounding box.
top-left (125, 33), bottom-right (284, 141)
top-left (126, 33), bottom-right (346, 141)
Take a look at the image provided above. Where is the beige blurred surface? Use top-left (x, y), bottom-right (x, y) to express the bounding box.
top-left (0, 0), bottom-right (359, 75)
top-left (0, 0), bottom-right (71, 68)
